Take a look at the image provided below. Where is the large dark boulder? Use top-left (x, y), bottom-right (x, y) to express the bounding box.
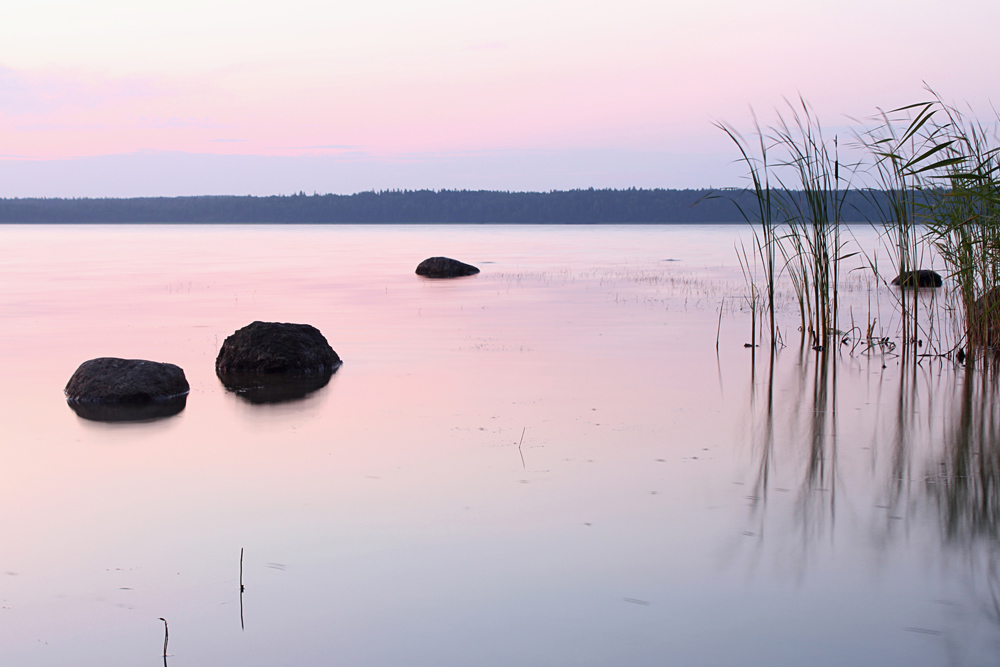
top-left (415, 257), bottom-right (480, 278)
top-left (891, 270), bottom-right (943, 288)
top-left (65, 357), bottom-right (189, 403)
top-left (65, 357), bottom-right (190, 422)
top-left (216, 321), bottom-right (341, 375)
top-left (216, 322), bottom-right (340, 404)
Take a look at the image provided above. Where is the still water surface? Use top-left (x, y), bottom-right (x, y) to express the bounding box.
top-left (0, 224), bottom-right (997, 666)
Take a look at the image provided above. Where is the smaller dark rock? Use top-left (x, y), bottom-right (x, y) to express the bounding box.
top-left (891, 270), bottom-right (943, 288)
top-left (65, 357), bottom-right (190, 404)
top-left (216, 321), bottom-right (341, 375)
top-left (415, 257), bottom-right (480, 278)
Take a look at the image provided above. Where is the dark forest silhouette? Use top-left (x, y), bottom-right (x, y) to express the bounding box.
top-left (0, 188), bottom-right (892, 223)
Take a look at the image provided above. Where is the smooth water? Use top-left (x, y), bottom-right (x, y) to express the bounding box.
top-left (0, 224), bottom-right (996, 666)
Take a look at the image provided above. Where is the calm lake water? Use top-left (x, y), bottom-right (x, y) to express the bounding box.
top-left (1, 224), bottom-right (997, 666)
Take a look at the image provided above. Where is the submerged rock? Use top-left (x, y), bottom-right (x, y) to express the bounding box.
top-left (415, 257), bottom-right (480, 278)
top-left (68, 395), bottom-right (188, 422)
top-left (891, 269), bottom-right (943, 288)
top-left (216, 321), bottom-right (341, 375)
top-left (971, 287), bottom-right (1000, 347)
top-left (65, 357), bottom-right (190, 422)
top-left (217, 369), bottom-right (334, 404)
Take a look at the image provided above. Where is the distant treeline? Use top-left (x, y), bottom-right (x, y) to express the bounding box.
top-left (0, 188), bottom-right (900, 224)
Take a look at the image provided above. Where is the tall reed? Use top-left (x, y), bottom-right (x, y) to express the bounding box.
top-left (771, 102), bottom-right (853, 347)
top-left (856, 102), bottom-right (953, 360)
top-left (718, 111), bottom-right (778, 347)
top-left (922, 99), bottom-right (1000, 352)
top-left (722, 99), bottom-right (854, 349)
top-left (724, 94), bottom-right (1000, 355)
top-left (854, 93), bottom-right (1000, 356)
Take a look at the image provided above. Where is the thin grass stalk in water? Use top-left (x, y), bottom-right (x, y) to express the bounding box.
top-left (718, 115), bottom-right (780, 348)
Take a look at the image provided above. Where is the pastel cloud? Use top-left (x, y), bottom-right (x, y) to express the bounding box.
top-left (0, 66), bottom-right (163, 115)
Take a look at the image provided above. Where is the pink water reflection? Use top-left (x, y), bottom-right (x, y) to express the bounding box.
top-left (0, 224), bottom-right (993, 666)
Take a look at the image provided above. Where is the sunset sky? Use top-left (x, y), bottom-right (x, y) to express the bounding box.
top-left (1, 0), bottom-right (997, 196)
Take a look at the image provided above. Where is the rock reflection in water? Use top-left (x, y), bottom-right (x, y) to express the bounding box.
top-left (66, 393), bottom-right (188, 422)
top-left (217, 368), bottom-right (335, 404)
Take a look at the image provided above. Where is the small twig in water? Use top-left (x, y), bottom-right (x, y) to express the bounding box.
top-left (716, 296), bottom-right (725, 350)
top-left (240, 547), bottom-right (246, 630)
top-left (518, 427), bottom-right (526, 469)
top-left (159, 617), bottom-right (169, 658)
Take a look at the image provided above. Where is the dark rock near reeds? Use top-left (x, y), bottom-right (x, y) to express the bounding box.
top-left (891, 270), bottom-right (943, 288)
top-left (971, 287), bottom-right (1000, 347)
top-left (65, 357), bottom-right (190, 404)
top-left (415, 256), bottom-right (480, 278)
top-left (217, 369), bottom-right (334, 404)
top-left (216, 321), bottom-right (341, 375)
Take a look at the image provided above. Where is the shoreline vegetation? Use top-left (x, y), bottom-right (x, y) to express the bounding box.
top-left (723, 93), bottom-right (1000, 359)
top-left (0, 188), bottom-right (896, 224)
top-left (727, 96), bottom-right (1000, 584)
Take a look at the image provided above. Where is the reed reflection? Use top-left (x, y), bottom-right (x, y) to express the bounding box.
top-left (930, 357), bottom-right (1000, 543)
top-left (746, 342), bottom-right (839, 556)
top-left (922, 356), bottom-right (1000, 636)
top-left (744, 336), bottom-right (1000, 639)
top-left (745, 344), bottom-right (1000, 545)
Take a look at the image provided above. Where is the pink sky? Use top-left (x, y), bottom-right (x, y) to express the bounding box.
top-left (1, 0), bottom-right (998, 195)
